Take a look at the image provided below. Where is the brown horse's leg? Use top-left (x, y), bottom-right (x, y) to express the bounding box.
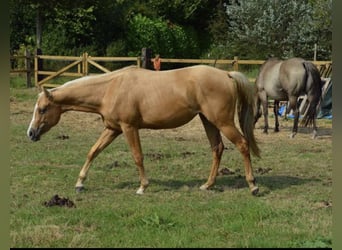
top-left (288, 96), bottom-right (299, 138)
top-left (219, 124), bottom-right (258, 195)
top-left (273, 100), bottom-right (280, 132)
top-left (75, 128), bottom-right (121, 192)
top-left (259, 91), bottom-right (269, 134)
top-left (254, 97), bottom-right (262, 125)
top-left (312, 116), bottom-right (318, 139)
top-left (198, 114), bottom-right (224, 190)
top-left (121, 124), bottom-right (148, 194)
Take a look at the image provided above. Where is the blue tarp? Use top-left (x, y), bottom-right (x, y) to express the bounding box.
top-left (317, 79), bottom-right (332, 119)
top-left (277, 79), bottom-right (332, 120)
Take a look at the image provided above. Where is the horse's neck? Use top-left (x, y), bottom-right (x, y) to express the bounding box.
top-left (53, 80), bottom-right (107, 113)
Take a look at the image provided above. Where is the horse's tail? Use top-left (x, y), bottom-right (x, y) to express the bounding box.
top-left (301, 61), bottom-right (323, 127)
top-left (228, 71), bottom-right (260, 157)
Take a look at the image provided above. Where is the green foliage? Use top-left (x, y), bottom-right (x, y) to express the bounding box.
top-left (127, 14), bottom-right (200, 58)
top-left (106, 39), bottom-right (127, 57)
top-left (225, 0), bottom-right (332, 60)
top-left (9, 0), bottom-right (36, 52)
top-left (9, 0), bottom-right (332, 60)
top-left (41, 5), bottom-right (98, 56)
top-left (10, 76), bottom-right (28, 89)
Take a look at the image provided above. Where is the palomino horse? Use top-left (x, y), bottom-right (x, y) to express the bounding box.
top-left (254, 57), bottom-right (322, 139)
top-left (27, 65), bottom-right (260, 195)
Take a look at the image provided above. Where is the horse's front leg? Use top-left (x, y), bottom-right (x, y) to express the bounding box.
top-left (75, 128), bottom-right (121, 192)
top-left (121, 124), bottom-right (149, 194)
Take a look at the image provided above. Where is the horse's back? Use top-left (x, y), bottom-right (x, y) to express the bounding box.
top-left (105, 65), bottom-right (236, 129)
top-left (256, 57), bottom-right (309, 99)
top-left (280, 58), bottom-right (306, 80)
top-left (256, 58), bottom-right (285, 99)
top-left (118, 65), bottom-right (233, 96)
top-left (279, 58), bottom-right (307, 95)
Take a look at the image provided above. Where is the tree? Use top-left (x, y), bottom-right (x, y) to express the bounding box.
top-left (224, 0), bottom-right (332, 60)
top-left (126, 14), bottom-right (200, 59)
top-left (9, 0), bottom-right (36, 52)
top-left (41, 4), bottom-right (98, 55)
top-left (309, 0), bottom-right (332, 59)
top-left (10, 0), bottom-right (331, 61)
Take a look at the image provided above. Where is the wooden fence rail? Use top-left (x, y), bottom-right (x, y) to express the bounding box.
top-left (10, 51), bottom-right (332, 89)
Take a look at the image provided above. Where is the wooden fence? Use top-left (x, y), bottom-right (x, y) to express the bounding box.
top-left (10, 51), bottom-right (332, 89)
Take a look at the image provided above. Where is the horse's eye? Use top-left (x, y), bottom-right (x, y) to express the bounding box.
top-left (39, 107), bottom-right (47, 114)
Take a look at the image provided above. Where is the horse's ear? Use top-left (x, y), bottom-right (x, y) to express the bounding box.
top-left (43, 88), bottom-right (53, 101)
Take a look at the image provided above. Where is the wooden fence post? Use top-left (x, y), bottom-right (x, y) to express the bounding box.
top-left (141, 48), bottom-right (153, 69)
top-left (78, 56), bottom-right (81, 74)
top-left (82, 52), bottom-right (89, 76)
top-left (25, 49), bottom-right (32, 88)
top-left (233, 56), bottom-right (239, 71)
top-left (137, 56), bottom-right (141, 68)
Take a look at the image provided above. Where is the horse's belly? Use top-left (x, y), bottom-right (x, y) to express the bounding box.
top-left (265, 86), bottom-right (288, 101)
top-left (140, 107), bottom-right (198, 129)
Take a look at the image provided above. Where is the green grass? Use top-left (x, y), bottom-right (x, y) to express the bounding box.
top-left (10, 85), bottom-right (332, 248)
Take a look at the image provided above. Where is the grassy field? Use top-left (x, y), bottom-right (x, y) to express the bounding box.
top-left (10, 81), bottom-right (332, 248)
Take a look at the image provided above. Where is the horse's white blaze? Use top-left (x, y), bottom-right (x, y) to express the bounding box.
top-left (27, 103), bottom-right (38, 136)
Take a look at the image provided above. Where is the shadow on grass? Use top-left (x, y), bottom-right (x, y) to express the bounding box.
top-left (113, 174), bottom-right (320, 196)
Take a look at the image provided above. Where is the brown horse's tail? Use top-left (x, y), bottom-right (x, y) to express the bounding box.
top-left (228, 71), bottom-right (260, 157)
top-left (301, 61), bottom-right (323, 127)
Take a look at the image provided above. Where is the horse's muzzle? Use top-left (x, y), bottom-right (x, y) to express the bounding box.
top-left (27, 128), bottom-right (41, 141)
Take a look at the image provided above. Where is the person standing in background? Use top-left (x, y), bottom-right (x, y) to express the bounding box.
top-left (153, 54), bottom-right (161, 71)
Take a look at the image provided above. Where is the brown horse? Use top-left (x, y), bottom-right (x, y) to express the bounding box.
top-left (27, 65), bottom-right (260, 195)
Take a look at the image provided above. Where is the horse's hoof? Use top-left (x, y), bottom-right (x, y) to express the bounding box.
top-left (312, 132), bottom-right (318, 139)
top-left (199, 184), bottom-right (209, 190)
top-left (136, 187), bottom-right (144, 195)
top-left (251, 186), bottom-right (259, 196)
top-left (75, 186), bottom-right (85, 193)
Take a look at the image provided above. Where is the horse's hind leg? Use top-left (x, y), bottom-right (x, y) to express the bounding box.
top-left (312, 117), bottom-right (318, 139)
top-left (288, 96), bottom-right (299, 138)
top-left (273, 100), bottom-right (280, 132)
top-left (75, 128), bottom-right (122, 192)
top-left (198, 114), bottom-right (224, 190)
top-left (254, 97), bottom-right (262, 125)
top-left (259, 91), bottom-right (269, 134)
top-left (219, 124), bottom-right (258, 195)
